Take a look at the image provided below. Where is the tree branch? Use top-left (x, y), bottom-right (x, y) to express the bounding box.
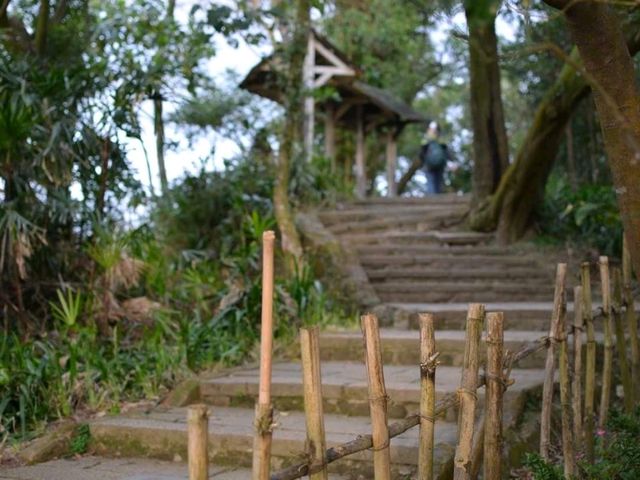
top-left (34, 0), bottom-right (50, 56)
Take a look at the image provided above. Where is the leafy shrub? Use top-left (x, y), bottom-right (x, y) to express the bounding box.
top-left (538, 175), bottom-right (622, 256)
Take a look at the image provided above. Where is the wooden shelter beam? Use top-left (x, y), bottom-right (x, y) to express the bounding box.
top-left (303, 34), bottom-right (316, 162)
top-left (355, 105), bottom-right (367, 198)
top-left (386, 130), bottom-right (398, 197)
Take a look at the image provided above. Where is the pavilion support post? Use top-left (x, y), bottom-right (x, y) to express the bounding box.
top-left (386, 130), bottom-right (398, 197)
top-left (355, 105), bottom-right (367, 198)
top-left (324, 104), bottom-right (336, 171)
top-left (303, 34), bottom-right (315, 163)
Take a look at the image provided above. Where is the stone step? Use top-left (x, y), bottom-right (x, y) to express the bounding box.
top-left (374, 282), bottom-right (556, 303)
top-left (359, 254), bottom-right (543, 269)
top-left (366, 267), bottom-right (551, 282)
top-left (199, 362), bottom-right (544, 420)
top-left (320, 204), bottom-right (468, 223)
top-left (90, 406), bottom-right (458, 479)
top-left (325, 214), bottom-right (465, 236)
top-left (0, 456), bottom-right (278, 480)
top-left (355, 244), bottom-right (514, 256)
top-left (317, 329), bottom-right (551, 369)
top-left (386, 302), bottom-right (596, 330)
top-left (344, 194), bottom-right (470, 206)
top-left (339, 231), bottom-right (493, 246)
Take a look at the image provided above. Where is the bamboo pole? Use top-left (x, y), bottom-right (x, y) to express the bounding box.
top-left (622, 237), bottom-right (640, 402)
top-left (599, 256), bottom-right (614, 430)
top-left (572, 286), bottom-right (584, 454)
top-left (361, 313), bottom-right (391, 480)
top-left (557, 284), bottom-right (575, 478)
top-left (581, 262), bottom-right (596, 463)
top-left (484, 312), bottom-right (504, 480)
top-left (612, 268), bottom-right (634, 412)
top-left (188, 404), bottom-right (209, 480)
top-left (270, 337), bottom-right (549, 480)
top-left (419, 313), bottom-right (439, 480)
top-left (253, 231), bottom-right (276, 480)
top-left (300, 327), bottom-right (328, 480)
top-left (540, 263), bottom-right (567, 460)
top-left (453, 303), bottom-right (485, 480)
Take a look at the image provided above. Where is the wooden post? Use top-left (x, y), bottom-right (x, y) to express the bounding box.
top-left (540, 263), bottom-right (567, 460)
top-left (300, 327), bottom-right (328, 480)
top-left (572, 286), bottom-right (584, 454)
top-left (612, 267), bottom-right (634, 412)
top-left (324, 104), bottom-right (336, 170)
top-left (598, 256), bottom-right (614, 430)
top-left (419, 313), bottom-right (439, 480)
top-left (361, 313), bottom-right (391, 480)
top-left (581, 262), bottom-right (596, 463)
top-left (453, 303), bottom-right (485, 480)
top-left (557, 283), bottom-right (575, 478)
top-left (355, 105), bottom-right (367, 199)
top-left (484, 312), bottom-right (504, 480)
top-left (188, 404), bottom-right (209, 480)
top-left (386, 130), bottom-right (398, 197)
top-left (623, 237), bottom-right (640, 401)
top-left (252, 231), bottom-right (276, 480)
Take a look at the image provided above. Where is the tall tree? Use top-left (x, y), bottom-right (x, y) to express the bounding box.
top-left (464, 0), bottom-right (510, 200)
top-left (273, 0), bottom-right (308, 268)
top-left (470, 16), bottom-right (640, 243)
top-left (542, 0), bottom-right (640, 275)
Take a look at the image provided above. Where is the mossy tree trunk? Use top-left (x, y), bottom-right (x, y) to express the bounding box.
top-left (464, 0), bottom-right (509, 201)
top-left (470, 19), bottom-right (640, 244)
top-left (273, 0), bottom-right (308, 270)
top-left (543, 0), bottom-right (640, 276)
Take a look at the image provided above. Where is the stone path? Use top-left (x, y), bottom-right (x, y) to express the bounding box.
top-left (11, 195), bottom-right (597, 479)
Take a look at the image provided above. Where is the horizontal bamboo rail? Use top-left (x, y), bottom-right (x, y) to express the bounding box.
top-left (270, 336), bottom-right (549, 480)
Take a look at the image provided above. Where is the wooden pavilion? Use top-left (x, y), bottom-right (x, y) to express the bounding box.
top-left (240, 30), bottom-right (427, 197)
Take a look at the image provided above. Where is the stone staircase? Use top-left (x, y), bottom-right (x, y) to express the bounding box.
top-left (10, 195), bottom-right (579, 479)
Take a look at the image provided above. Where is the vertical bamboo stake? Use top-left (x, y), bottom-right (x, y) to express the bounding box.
top-left (484, 312), bottom-right (504, 480)
top-left (253, 230), bottom-right (276, 480)
top-left (419, 313), bottom-right (439, 480)
top-left (557, 284), bottom-right (575, 478)
top-left (612, 267), bottom-right (634, 412)
top-left (599, 256), bottom-right (614, 430)
top-left (188, 404), bottom-right (209, 480)
top-left (581, 262), bottom-right (596, 463)
top-left (572, 286), bottom-right (584, 454)
top-left (540, 263), bottom-right (567, 460)
top-left (361, 313), bottom-right (392, 480)
top-left (300, 326), bottom-right (328, 480)
top-left (453, 303), bottom-right (485, 480)
top-left (623, 237), bottom-right (640, 402)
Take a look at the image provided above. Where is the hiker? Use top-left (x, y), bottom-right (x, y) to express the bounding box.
top-left (420, 121), bottom-right (450, 195)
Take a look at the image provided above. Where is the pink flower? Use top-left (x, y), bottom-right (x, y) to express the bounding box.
top-left (596, 428), bottom-right (606, 437)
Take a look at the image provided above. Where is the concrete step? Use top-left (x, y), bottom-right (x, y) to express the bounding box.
top-left (199, 362), bottom-right (544, 420)
top-left (89, 406), bottom-right (458, 479)
top-left (325, 213), bottom-right (467, 236)
top-left (354, 244), bottom-right (514, 256)
top-left (343, 194), bottom-right (470, 207)
top-left (359, 254), bottom-right (543, 269)
top-left (320, 204), bottom-right (468, 224)
top-left (374, 282), bottom-right (556, 303)
top-left (339, 231), bottom-right (493, 246)
top-left (387, 302), bottom-right (581, 330)
top-left (317, 329), bottom-right (551, 369)
top-left (366, 267), bottom-right (551, 282)
top-left (0, 456), bottom-right (272, 480)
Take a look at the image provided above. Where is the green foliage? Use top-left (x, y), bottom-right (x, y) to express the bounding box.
top-left (49, 288), bottom-right (83, 328)
top-left (523, 453), bottom-right (564, 480)
top-left (537, 175), bottom-right (622, 257)
top-left (69, 424), bottom-right (91, 455)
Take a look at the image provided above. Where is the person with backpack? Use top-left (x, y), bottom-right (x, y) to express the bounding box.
top-left (420, 121), bottom-right (450, 195)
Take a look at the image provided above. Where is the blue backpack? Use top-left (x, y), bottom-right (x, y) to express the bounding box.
top-left (422, 141), bottom-right (448, 170)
